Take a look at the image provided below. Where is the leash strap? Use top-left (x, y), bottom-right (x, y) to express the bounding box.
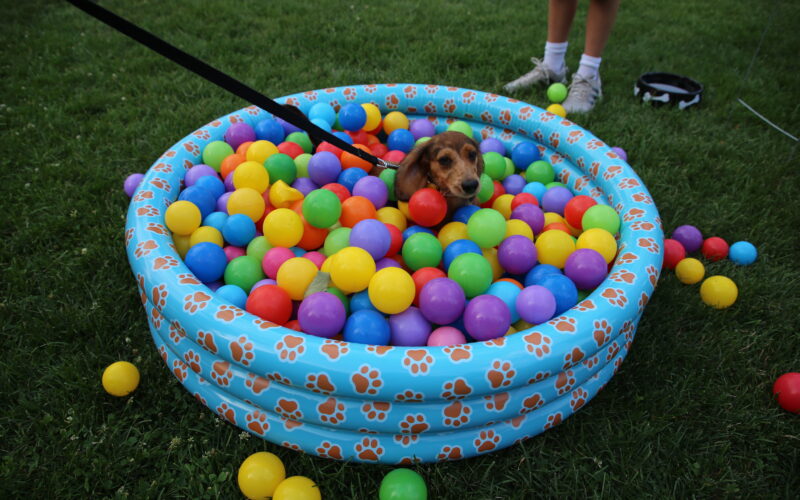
top-left (66, 0), bottom-right (398, 169)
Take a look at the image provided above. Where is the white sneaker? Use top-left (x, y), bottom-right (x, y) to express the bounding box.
top-left (504, 57), bottom-right (568, 93)
top-left (562, 73), bottom-right (603, 113)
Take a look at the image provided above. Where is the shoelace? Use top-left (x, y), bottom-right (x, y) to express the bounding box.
top-left (568, 75), bottom-right (598, 100)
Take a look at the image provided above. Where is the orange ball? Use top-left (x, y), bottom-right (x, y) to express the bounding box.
top-left (297, 217), bottom-right (329, 250)
top-left (340, 196), bottom-right (377, 228)
top-left (340, 144), bottom-right (374, 173)
top-left (236, 141), bottom-right (253, 156)
top-left (220, 153), bottom-right (246, 180)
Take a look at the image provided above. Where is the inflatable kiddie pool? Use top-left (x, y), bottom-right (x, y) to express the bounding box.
top-left (126, 84), bottom-right (663, 464)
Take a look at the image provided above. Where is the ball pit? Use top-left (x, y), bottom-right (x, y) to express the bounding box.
top-left (126, 84), bottom-right (663, 464)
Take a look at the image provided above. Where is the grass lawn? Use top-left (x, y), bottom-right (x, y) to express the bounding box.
top-left (2, 0), bottom-right (799, 498)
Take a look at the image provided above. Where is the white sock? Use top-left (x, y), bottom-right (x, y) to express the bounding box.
top-left (576, 54), bottom-right (602, 80)
top-left (543, 41), bottom-right (568, 74)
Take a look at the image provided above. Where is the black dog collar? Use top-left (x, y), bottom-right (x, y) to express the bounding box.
top-left (634, 72), bottom-right (703, 110)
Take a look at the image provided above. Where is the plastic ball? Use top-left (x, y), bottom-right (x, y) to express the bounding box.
top-left (491, 194), bottom-right (515, 219)
top-left (308, 102), bottom-right (337, 126)
top-left (379, 468), bottom-right (428, 500)
top-left (184, 242), bottom-right (227, 283)
top-left (224, 122), bottom-right (256, 151)
top-left (447, 252), bottom-right (493, 297)
top-left (581, 204), bottom-right (621, 235)
top-left (772, 373), bottom-right (800, 414)
top-left (123, 173), bottom-right (144, 197)
top-left (307, 151), bottom-right (342, 187)
top-left (505, 219), bottom-right (535, 240)
top-left (298, 292), bottom-right (346, 338)
top-left (427, 326), bottom-right (467, 347)
top-left (227, 187), bottom-right (266, 222)
top-left (702, 237), bottom-right (730, 262)
top-left (368, 267), bottom-right (416, 315)
top-left (262, 208), bottom-right (303, 248)
top-left (246, 140), bottom-right (279, 164)
top-left (576, 228), bottom-right (617, 264)
top-left (178, 185), bottom-right (216, 220)
top-left (411, 267), bottom-right (447, 306)
top-left (254, 118), bottom-right (285, 144)
top-left (246, 284), bottom-right (292, 324)
top-left (480, 137), bottom-right (506, 155)
top-left (497, 235), bottom-right (538, 275)
top-left (487, 280), bottom-right (522, 323)
top-left (323, 227), bottom-right (352, 256)
top-left (482, 151), bottom-right (506, 180)
top-left (535, 229), bottom-right (576, 268)
top-left (202, 140), bottom-right (235, 171)
top-left (524, 263), bottom-right (562, 286)
top-left (510, 203), bottom-right (545, 235)
top-left (221, 213), bottom-right (256, 247)
top-left (330, 246), bottom-right (376, 293)
top-left (337, 167), bottom-right (368, 193)
top-left (541, 186), bottom-right (573, 215)
top-left (292, 177), bottom-right (317, 197)
top-left (189, 226), bottom-right (224, 249)
top-left (511, 141), bottom-right (541, 169)
top-left (525, 160), bottom-right (555, 185)
top-left (389, 306), bottom-right (432, 346)
top-left (729, 241), bottom-right (757, 265)
top-left (231, 160), bottom-right (268, 193)
top-left (700, 275), bottom-right (738, 308)
top-left (401, 232), bottom-right (442, 271)
top-left (675, 257), bottom-right (705, 285)
top-left (408, 188), bottom-right (447, 227)
top-left (387, 129), bottom-right (416, 153)
top-left (224, 244), bottom-right (245, 262)
top-left (563, 195), bottom-right (597, 230)
top-left (446, 120), bottom-right (474, 139)
top-left (264, 153), bottom-right (297, 186)
top-left (611, 146), bottom-right (628, 161)
top-left (300, 189), bottom-right (340, 229)
top-left (224, 255), bottom-right (265, 293)
top-left (349, 219), bottom-right (391, 260)
top-left (383, 111), bottom-right (411, 134)
top-left (419, 277), bottom-right (466, 325)
top-left (564, 248), bottom-right (607, 290)
top-left (409, 118), bottom-right (435, 140)
top-left (339, 103), bottom-right (367, 131)
top-left (453, 204), bottom-right (481, 224)
top-left (672, 225), bottom-right (703, 253)
top-left (246, 235), bottom-right (272, 262)
top-left (262, 246), bottom-right (294, 279)
top-left (663, 238), bottom-right (687, 270)
top-left (340, 195), bottom-right (377, 228)
top-left (216, 284), bottom-right (248, 308)
top-left (276, 257), bottom-right (318, 300)
top-left (101, 361), bottom-right (140, 397)
top-left (463, 294), bottom-right (511, 341)
top-left (514, 284), bottom-right (557, 324)
top-left (353, 175), bottom-right (389, 209)
top-left (194, 175), bottom-right (225, 200)
top-left (546, 103), bottom-right (567, 117)
top-left (477, 173), bottom-right (495, 204)
top-left (466, 209), bottom-right (506, 248)
top-left (165, 200), bottom-right (201, 236)
top-left (535, 273), bottom-right (578, 315)
top-left (547, 82), bottom-right (568, 104)
top-left (237, 452), bottom-right (286, 500)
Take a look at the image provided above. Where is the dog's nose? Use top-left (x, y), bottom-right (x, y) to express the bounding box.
top-left (461, 178), bottom-right (479, 194)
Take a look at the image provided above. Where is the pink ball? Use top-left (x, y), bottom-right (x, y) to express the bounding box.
top-left (427, 326), bottom-right (467, 346)
top-left (304, 251), bottom-right (326, 269)
top-left (223, 245), bottom-right (246, 262)
top-left (261, 247), bottom-right (295, 279)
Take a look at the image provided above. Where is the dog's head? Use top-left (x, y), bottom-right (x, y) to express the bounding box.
top-left (395, 131), bottom-right (484, 203)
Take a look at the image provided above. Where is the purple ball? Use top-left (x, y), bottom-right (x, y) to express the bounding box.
top-left (276, 116), bottom-right (303, 136)
top-left (541, 186), bottom-right (573, 215)
top-left (216, 191), bottom-right (232, 213)
top-left (298, 292), bottom-right (346, 338)
top-left (223, 172), bottom-right (235, 192)
top-left (611, 146), bottom-right (628, 162)
top-left (375, 257), bottom-right (402, 271)
top-left (511, 203), bottom-right (545, 235)
top-left (672, 225), bottom-right (703, 253)
top-left (350, 219), bottom-right (391, 260)
top-left (463, 294), bottom-right (511, 341)
top-left (352, 175), bottom-right (389, 209)
top-left (184, 164), bottom-right (217, 187)
top-left (498, 235), bottom-right (538, 275)
top-left (224, 123), bottom-right (256, 151)
top-left (251, 278), bottom-right (277, 291)
top-left (123, 173), bottom-right (144, 197)
top-left (515, 285), bottom-right (557, 324)
top-left (502, 174), bottom-right (526, 196)
top-left (409, 119), bottom-right (436, 140)
top-left (292, 177), bottom-right (318, 197)
top-left (419, 277), bottom-right (466, 325)
top-left (564, 248), bottom-right (608, 290)
top-left (308, 151), bottom-right (342, 186)
top-left (479, 137), bottom-right (506, 155)
top-left (389, 306), bottom-right (432, 346)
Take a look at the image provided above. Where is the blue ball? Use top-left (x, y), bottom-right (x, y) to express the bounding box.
top-left (487, 281), bottom-right (521, 323)
top-left (254, 118), bottom-right (285, 144)
top-left (402, 225), bottom-right (435, 242)
top-left (511, 141), bottom-right (541, 169)
top-left (525, 263), bottom-right (562, 287)
top-left (215, 284), bottom-right (248, 308)
top-left (522, 181), bottom-right (547, 204)
top-left (338, 103), bottom-right (367, 131)
top-left (729, 241), bottom-right (757, 265)
top-left (179, 185), bottom-right (216, 220)
top-left (308, 102), bottom-right (337, 126)
top-left (443, 239), bottom-right (482, 271)
top-left (453, 204), bottom-right (481, 224)
top-left (194, 175), bottom-right (225, 200)
top-left (222, 213), bottom-right (256, 247)
top-left (387, 129), bottom-right (416, 153)
top-left (332, 131), bottom-right (353, 144)
top-left (535, 273), bottom-right (578, 315)
top-left (184, 242), bottom-right (227, 283)
top-left (310, 118), bottom-right (332, 133)
top-left (290, 246), bottom-right (306, 257)
top-left (203, 211), bottom-right (228, 233)
top-left (344, 309), bottom-right (391, 345)
top-left (337, 167), bottom-right (368, 192)
top-left (350, 290), bottom-right (379, 313)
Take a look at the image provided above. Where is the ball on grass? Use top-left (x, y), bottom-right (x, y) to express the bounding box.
top-left (547, 82), bottom-right (568, 104)
top-left (729, 241), bottom-right (757, 265)
top-left (700, 275), bottom-right (738, 309)
top-left (772, 372), bottom-right (800, 414)
top-left (674, 257), bottom-right (705, 285)
top-left (102, 361), bottom-right (140, 397)
top-left (379, 468), bottom-right (428, 500)
top-left (237, 452), bottom-right (286, 500)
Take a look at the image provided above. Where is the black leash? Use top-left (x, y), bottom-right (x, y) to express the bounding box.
top-left (65, 0), bottom-right (398, 170)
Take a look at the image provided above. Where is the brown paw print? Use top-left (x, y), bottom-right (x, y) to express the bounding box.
top-left (361, 401), bottom-right (390, 421)
top-left (229, 336), bottom-right (255, 366)
top-left (168, 321), bottom-right (186, 344)
top-left (623, 207), bottom-right (646, 221)
top-left (245, 373), bottom-right (270, 395)
top-left (567, 129), bottom-right (584, 144)
top-left (498, 109), bottom-right (511, 125)
top-left (318, 397), bottom-right (346, 425)
top-left (149, 307), bottom-right (163, 329)
top-left (442, 401), bottom-right (471, 428)
top-left (351, 365), bottom-right (382, 396)
top-left (393, 435), bottom-right (419, 447)
top-left (570, 388), bottom-right (588, 411)
top-left (172, 360), bottom-right (188, 382)
top-left (266, 372), bottom-right (292, 385)
top-left (215, 304), bottom-right (244, 322)
top-left (193, 392), bottom-right (207, 406)
top-left (245, 410), bottom-right (269, 435)
top-left (441, 378), bottom-right (473, 400)
top-left (518, 105), bottom-right (533, 120)
top-left (574, 176), bottom-right (588, 191)
top-left (480, 110), bottom-right (493, 123)
top-left (522, 393), bottom-right (544, 413)
top-left (601, 288), bottom-right (628, 308)
top-left (395, 389), bottom-right (424, 402)
top-left (177, 273), bottom-right (201, 285)
top-left (533, 130), bottom-right (544, 143)
top-left (402, 349), bottom-right (434, 375)
top-left (615, 252), bottom-right (639, 265)
top-left (182, 141), bottom-right (200, 156)
top-left (646, 265), bottom-right (659, 288)
top-left (555, 370), bottom-right (576, 395)
top-left (593, 319), bottom-right (613, 347)
top-left (316, 441), bottom-right (343, 460)
top-left (215, 403), bottom-right (236, 425)
top-left (136, 274), bottom-right (147, 305)
top-left (487, 360), bottom-right (516, 389)
top-left (275, 335), bottom-right (305, 362)
top-left (399, 414), bottom-right (429, 434)
top-left (152, 255), bottom-right (178, 271)
top-left (365, 345), bottom-right (393, 356)
top-left (192, 129), bottom-right (211, 140)
top-left (305, 373), bottom-right (335, 394)
top-left (183, 350), bottom-right (201, 373)
top-left (485, 336), bottom-right (507, 348)
top-left (385, 93), bottom-right (400, 109)
top-left (424, 102), bottom-right (437, 114)
top-left (136, 205), bottom-right (159, 217)
top-left (342, 87), bottom-right (356, 100)
top-left (583, 354), bottom-right (600, 370)
top-left (196, 330), bottom-right (217, 354)
top-left (437, 445), bottom-right (463, 461)
top-left (473, 429), bottom-right (501, 453)
top-left (613, 356), bottom-right (624, 373)
top-left (354, 437), bottom-right (384, 462)
top-left (362, 85), bottom-right (376, 94)
top-left (443, 345), bottom-right (472, 363)
top-left (544, 412), bottom-right (563, 429)
top-left (282, 441), bottom-right (302, 452)
top-left (403, 85), bottom-right (417, 99)
top-left (210, 361), bottom-right (232, 387)
top-left (522, 331), bottom-right (552, 358)
top-left (484, 392), bottom-right (510, 412)
top-left (320, 339), bottom-right (349, 360)
top-left (549, 132), bottom-right (560, 148)
top-left (563, 347), bottom-right (585, 369)
top-left (526, 371), bottom-right (550, 384)
top-left (630, 220), bottom-right (655, 232)
top-left (462, 90), bottom-right (476, 104)
top-left (152, 162), bottom-right (172, 173)
top-left (183, 291), bottom-right (211, 314)
top-left (425, 84), bottom-right (439, 94)
top-left (125, 228), bottom-right (135, 248)
top-left (508, 414), bottom-right (526, 428)
top-left (550, 317), bottom-right (577, 334)
top-left (134, 240), bottom-right (158, 258)
top-left (602, 165), bottom-right (623, 180)
top-left (158, 345), bottom-right (168, 363)
top-left (133, 190), bottom-right (153, 202)
top-left (275, 398), bottom-right (303, 421)
top-left (539, 110), bottom-right (555, 123)
top-left (609, 270), bottom-right (636, 284)
top-left (606, 342), bottom-right (621, 362)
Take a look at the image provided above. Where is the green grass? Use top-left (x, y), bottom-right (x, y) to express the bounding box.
top-left (2, 0), bottom-right (799, 497)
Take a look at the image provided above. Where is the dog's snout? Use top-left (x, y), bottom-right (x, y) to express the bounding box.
top-left (461, 178), bottom-right (479, 194)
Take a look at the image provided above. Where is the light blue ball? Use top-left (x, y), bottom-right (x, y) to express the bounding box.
top-left (729, 241), bottom-right (757, 265)
top-left (487, 281), bottom-right (522, 323)
top-left (350, 290), bottom-right (379, 313)
top-left (215, 284), bottom-right (248, 308)
top-left (522, 181), bottom-right (547, 204)
top-left (203, 211), bottom-right (228, 233)
top-left (222, 213), bottom-right (256, 247)
top-left (308, 102), bottom-right (337, 126)
top-left (310, 117), bottom-right (332, 133)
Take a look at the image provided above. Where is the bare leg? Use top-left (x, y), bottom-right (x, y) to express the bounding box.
top-left (548, 0), bottom-right (579, 43)
top-left (584, 0), bottom-right (621, 57)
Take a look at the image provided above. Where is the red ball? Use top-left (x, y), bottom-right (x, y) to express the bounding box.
top-left (663, 238), bottom-right (687, 270)
top-left (409, 188), bottom-right (447, 227)
top-left (321, 183), bottom-right (351, 203)
top-left (277, 141), bottom-right (305, 159)
top-left (411, 267), bottom-right (447, 306)
top-left (316, 141), bottom-right (343, 158)
top-left (384, 222), bottom-right (403, 257)
top-left (346, 129), bottom-right (370, 145)
top-left (773, 372), bottom-right (800, 413)
top-left (542, 222), bottom-right (571, 234)
top-left (383, 150), bottom-right (406, 164)
top-left (245, 285), bottom-right (292, 325)
top-left (701, 236), bottom-right (729, 262)
top-left (511, 192), bottom-right (539, 210)
top-left (481, 181), bottom-right (506, 208)
top-left (564, 195), bottom-right (598, 230)
top-left (368, 142), bottom-right (389, 158)
top-left (284, 319), bottom-right (303, 331)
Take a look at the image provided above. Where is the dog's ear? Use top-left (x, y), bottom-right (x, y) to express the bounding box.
top-left (395, 141), bottom-right (431, 201)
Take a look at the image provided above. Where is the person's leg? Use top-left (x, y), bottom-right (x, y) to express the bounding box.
top-left (547, 0), bottom-right (579, 43)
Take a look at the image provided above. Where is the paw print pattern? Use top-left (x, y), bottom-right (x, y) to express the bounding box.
top-left (484, 93), bottom-right (498, 103)
top-left (526, 371), bottom-right (550, 384)
top-left (403, 85), bottom-right (418, 99)
top-left (605, 341), bottom-right (621, 362)
top-left (168, 320), bottom-right (186, 343)
top-left (521, 393), bottom-right (544, 413)
top-left (192, 129), bottom-right (211, 140)
top-left (266, 372), bottom-right (292, 385)
top-left (442, 401), bottom-right (471, 428)
top-left (133, 190), bottom-right (153, 202)
top-left (281, 441), bottom-right (302, 451)
top-left (395, 389), bottom-right (424, 402)
top-left (177, 273), bottom-right (201, 285)
top-left (399, 414), bottom-right (429, 434)
top-left (150, 307), bottom-right (163, 330)
top-left (275, 398), bottom-right (303, 421)
top-left (245, 373), bottom-right (270, 395)
top-left (632, 192), bottom-right (654, 204)
top-left (152, 255), bottom-right (178, 270)
top-left (567, 130), bottom-right (584, 144)
top-left (351, 365), bottom-right (383, 395)
top-left (229, 336), bottom-right (255, 366)
top-left (152, 162), bottom-right (173, 173)
top-left (303, 90), bottom-right (319, 100)
top-left (215, 402), bottom-right (236, 425)
top-left (316, 441), bottom-right (343, 460)
top-left (172, 360), bottom-right (188, 382)
top-left (245, 410), bottom-right (269, 435)
top-left (125, 228), bottom-right (135, 248)
top-left (473, 430), bottom-right (501, 453)
top-left (550, 317), bottom-right (577, 334)
top-left (134, 240), bottom-right (158, 258)
top-left (563, 347), bottom-right (585, 369)
top-left (544, 412), bottom-right (563, 429)
top-left (639, 291), bottom-right (650, 312)
top-left (533, 130), bottom-right (544, 143)
top-left (574, 299), bottom-right (596, 312)
top-left (210, 361), bottom-right (232, 386)
top-left (616, 252), bottom-right (639, 265)
top-left (183, 291), bottom-right (211, 314)
top-left (593, 319), bottom-right (613, 347)
top-left (518, 106), bottom-right (533, 120)
top-left (586, 139), bottom-right (605, 150)
top-left (196, 330), bottom-right (217, 354)
top-left (499, 109), bottom-right (511, 125)
top-left (574, 175), bottom-right (589, 191)
top-left (320, 339), bottom-right (349, 360)
top-left (441, 378), bottom-right (473, 400)
top-left (500, 128), bottom-right (514, 142)
top-left (215, 304), bottom-right (244, 322)
top-left (549, 132), bottom-right (560, 148)
top-left (136, 205), bottom-right (159, 217)
top-left (539, 111), bottom-right (556, 123)
top-left (437, 445), bottom-right (464, 461)
top-left (193, 392), bottom-right (207, 406)
top-left (305, 373), bottom-right (335, 394)
top-left (603, 165), bottom-right (623, 180)
top-left (624, 207), bottom-right (646, 221)
top-left (245, 105), bottom-right (260, 116)
top-left (486, 360), bottom-right (516, 389)
top-left (443, 345), bottom-right (471, 363)
top-left (275, 335), bottom-right (305, 362)
top-left (402, 349), bottom-right (434, 375)
top-left (385, 93), bottom-right (399, 109)
top-left (609, 270), bottom-right (636, 284)
top-left (484, 392), bottom-right (510, 412)
top-left (183, 350), bottom-right (201, 373)
top-left (583, 354), bottom-right (600, 370)
top-left (151, 284), bottom-right (168, 312)
top-left (462, 90), bottom-right (476, 103)
top-left (393, 435), bottom-right (418, 447)
top-left (362, 401), bottom-right (390, 421)
top-left (342, 87), bottom-right (357, 101)
top-left (354, 437), bottom-right (384, 462)
top-left (183, 141), bottom-right (200, 156)
top-left (365, 344), bottom-right (392, 356)
top-left (555, 370), bottom-right (576, 395)
top-left (646, 265), bottom-right (659, 288)
top-left (443, 98), bottom-right (456, 113)
top-left (485, 336), bottom-right (507, 348)
top-left (285, 97), bottom-right (300, 107)
top-left (601, 288), bottom-right (628, 308)
top-left (522, 331), bottom-right (552, 358)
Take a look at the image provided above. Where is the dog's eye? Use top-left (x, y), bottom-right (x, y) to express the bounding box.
top-left (468, 150), bottom-right (477, 161)
top-left (438, 156), bottom-right (452, 167)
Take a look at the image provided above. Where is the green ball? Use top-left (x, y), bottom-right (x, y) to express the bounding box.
top-left (223, 256), bottom-right (264, 293)
top-left (326, 287), bottom-right (349, 314)
top-left (246, 236), bottom-right (272, 263)
top-left (525, 160), bottom-right (555, 184)
top-left (482, 152), bottom-right (506, 180)
top-left (294, 153), bottom-right (312, 178)
top-left (504, 157), bottom-right (515, 177)
top-left (414, 137), bottom-right (432, 146)
top-left (303, 189), bottom-right (342, 228)
top-left (545, 181), bottom-right (566, 189)
top-left (467, 208), bottom-right (506, 248)
top-left (379, 468), bottom-right (428, 500)
top-left (402, 233), bottom-right (443, 271)
top-left (448, 253), bottom-right (493, 298)
top-left (379, 168), bottom-right (397, 202)
top-left (446, 120), bottom-right (473, 139)
top-left (582, 204), bottom-right (621, 235)
top-left (547, 82), bottom-right (568, 104)
top-left (477, 173), bottom-right (494, 203)
top-left (264, 153), bottom-right (297, 185)
top-left (286, 131), bottom-right (313, 153)
top-left (202, 141), bottom-right (234, 171)
top-left (323, 227), bottom-right (351, 256)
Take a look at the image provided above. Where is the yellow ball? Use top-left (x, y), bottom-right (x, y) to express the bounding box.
top-left (492, 194), bottom-right (515, 219)
top-left (172, 233), bottom-right (191, 259)
top-left (246, 140), bottom-right (279, 164)
top-left (535, 229), bottom-right (576, 268)
top-left (482, 247), bottom-right (504, 280)
top-left (263, 208), bottom-right (304, 248)
top-left (227, 187), bottom-right (266, 222)
top-left (233, 161), bottom-right (270, 193)
top-left (546, 103), bottom-right (567, 118)
top-left (269, 180), bottom-right (304, 209)
top-left (320, 254), bottom-right (335, 273)
top-left (102, 361), bottom-right (140, 397)
top-left (276, 257), bottom-right (319, 300)
top-left (505, 219), bottom-right (534, 240)
top-left (377, 206), bottom-right (408, 232)
top-left (165, 200), bottom-right (201, 236)
top-left (576, 228), bottom-right (617, 264)
top-left (543, 212), bottom-right (565, 227)
top-left (273, 476), bottom-right (321, 500)
top-left (237, 452), bottom-right (286, 500)
top-left (383, 111), bottom-right (410, 134)
top-left (700, 275), bottom-right (738, 309)
top-left (438, 221), bottom-right (468, 249)
top-left (675, 258), bottom-right (705, 285)
top-left (368, 267), bottom-right (415, 314)
top-left (361, 103), bottom-right (382, 131)
top-left (189, 226), bottom-right (224, 248)
top-left (330, 246), bottom-right (376, 293)
top-left (397, 200), bottom-right (411, 220)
